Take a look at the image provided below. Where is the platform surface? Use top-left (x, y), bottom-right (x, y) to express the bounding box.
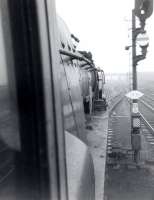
top-left (86, 111), bottom-right (108, 200)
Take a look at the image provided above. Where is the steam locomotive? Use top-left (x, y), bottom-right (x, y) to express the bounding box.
top-left (0, 1), bottom-right (106, 200)
top-left (58, 16), bottom-right (106, 142)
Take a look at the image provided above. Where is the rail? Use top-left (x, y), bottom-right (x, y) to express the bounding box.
top-left (143, 94), bottom-right (154, 101)
top-left (139, 99), bottom-right (154, 111)
top-left (108, 93), bottom-right (124, 116)
top-left (140, 112), bottom-right (154, 135)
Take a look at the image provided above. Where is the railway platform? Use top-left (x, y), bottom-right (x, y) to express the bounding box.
top-left (86, 110), bottom-right (108, 200)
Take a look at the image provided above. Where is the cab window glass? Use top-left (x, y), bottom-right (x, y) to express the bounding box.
top-left (0, 6), bottom-right (20, 199)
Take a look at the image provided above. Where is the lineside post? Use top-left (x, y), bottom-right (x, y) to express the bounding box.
top-left (131, 0), bottom-right (153, 164)
top-left (131, 9), bottom-right (141, 164)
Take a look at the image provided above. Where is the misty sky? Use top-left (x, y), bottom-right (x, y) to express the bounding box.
top-left (56, 0), bottom-right (154, 73)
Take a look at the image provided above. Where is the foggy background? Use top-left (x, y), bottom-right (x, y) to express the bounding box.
top-left (56, 0), bottom-right (154, 73)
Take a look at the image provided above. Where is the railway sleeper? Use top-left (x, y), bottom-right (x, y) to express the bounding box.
top-left (107, 147), bottom-right (134, 165)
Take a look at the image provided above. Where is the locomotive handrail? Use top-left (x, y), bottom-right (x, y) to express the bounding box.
top-left (88, 68), bottom-right (97, 72)
top-left (59, 49), bottom-right (105, 73)
top-left (59, 49), bottom-right (95, 68)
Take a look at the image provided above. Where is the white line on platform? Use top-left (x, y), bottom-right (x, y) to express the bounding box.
top-left (150, 142), bottom-right (154, 145)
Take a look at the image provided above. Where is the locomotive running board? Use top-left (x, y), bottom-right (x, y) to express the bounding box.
top-left (65, 131), bottom-right (95, 200)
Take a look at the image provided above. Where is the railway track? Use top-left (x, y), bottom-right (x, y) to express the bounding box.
top-left (105, 76), bottom-right (154, 200)
top-left (140, 113), bottom-right (154, 161)
top-left (106, 94), bottom-right (154, 164)
top-left (139, 96), bottom-right (154, 128)
top-left (138, 95), bottom-right (154, 162)
top-left (141, 94), bottom-right (154, 108)
top-left (106, 97), bottom-right (132, 165)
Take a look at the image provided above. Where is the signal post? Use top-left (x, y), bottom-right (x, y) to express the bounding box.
top-left (128, 0), bottom-right (153, 163)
